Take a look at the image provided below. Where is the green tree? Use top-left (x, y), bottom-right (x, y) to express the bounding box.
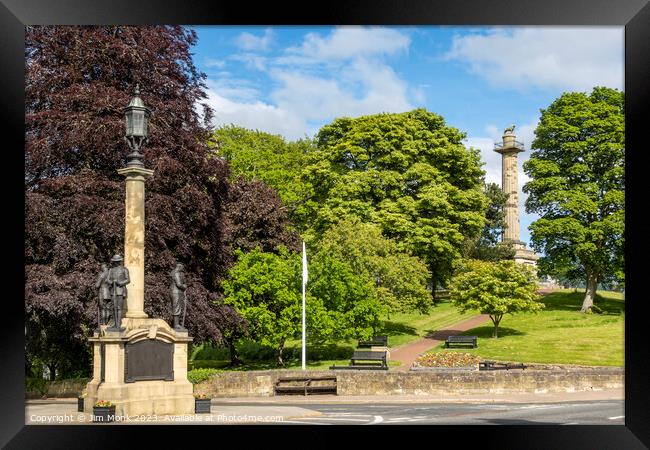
top-left (298, 109), bottom-right (487, 298)
top-left (450, 259), bottom-right (543, 338)
top-left (222, 247), bottom-right (303, 365)
top-left (208, 125), bottom-right (312, 213)
top-left (463, 182), bottom-right (516, 261)
top-left (307, 254), bottom-right (384, 342)
top-left (316, 219), bottom-right (431, 314)
top-left (523, 87), bottom-right (624, 313)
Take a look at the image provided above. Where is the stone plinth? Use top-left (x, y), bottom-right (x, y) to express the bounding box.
top-left (83, 318), bottom-right (194, 418)
top-left (117, 166), bottom-right (154, 319)
top-left (514, 246), bottom-right (540, 267)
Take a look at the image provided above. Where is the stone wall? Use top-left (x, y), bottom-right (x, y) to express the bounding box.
top-left (194, 368), bottom-right (623, 398)
top-left (26, 378), bottom-right (90, 399)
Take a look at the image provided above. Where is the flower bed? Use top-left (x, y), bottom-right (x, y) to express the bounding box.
top-left (411, 351), bottom-right (480, 371)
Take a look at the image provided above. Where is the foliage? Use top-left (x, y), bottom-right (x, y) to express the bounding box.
top-left (297, 109), bottom-right (487, 295)
top-left (413, 351), bottom-right (480, 368)
top-left (307, 253), bottom-right (384, 342)
top-left (222, 247), bottom-right (305, 365)
top-left (208, 125), bottom-right (313, 213)
top-left (315, 219), bottom-right (431, 314)
top-left (523, 87), bottom-right (624, 312)
top-left (463, 182), bottom-right (516, 261)
top-left (187, 368), bottom-right (221, 384)
top-left (25, 314), bottom-right (92, 380)
top-left (223, 179), bottom-right (301, 255)
top-left (450, 259), bottom-right (543, 337)
top-left (25, 378), bottom-right (49, 397)
top-left (194, 393), bottom-right (210, 399)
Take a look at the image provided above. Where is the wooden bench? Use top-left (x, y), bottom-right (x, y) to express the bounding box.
top-left (357, 336), bottom-right (388, 348)
top-left (350, 350), bottom-right (388, 369)
top-left (274, 376), bottom-right (337, 395)
top-left (479, 361), bottom-right (527, 371)
top-left (445, 335), bottom-right (478, 348)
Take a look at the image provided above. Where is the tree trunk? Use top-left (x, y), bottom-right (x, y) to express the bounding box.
top-left (228, 340), bottom-right (242, 366)
top-left (277, 341), bottom-right (285, 367)
top-left (581, 272), bottom-right (598, 313)
top-left (48, 364), bottom-right (56, 381)
top-left (489, 314), bottom-right (502, 338)
top-left (428, 272), bottom-right (437, 303)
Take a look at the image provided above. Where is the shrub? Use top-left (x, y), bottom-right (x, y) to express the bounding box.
top-left (190, 344), bottom-right (229, 361)
top-left (305, 344), bottom-right (355, 361)
top-left (187, 368), bottom-right (220, 384)
top-left (413, 351), bottom-right (480, 368)
top-left (25, 378), bottom-right (49, 397)
top-left (188, 360), bottom-right (229, 370)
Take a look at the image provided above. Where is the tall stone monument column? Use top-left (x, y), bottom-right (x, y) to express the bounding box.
top-left (494, 126), bottom-right (539, 267)
top-left (117, 166), bottom-right (153, 318)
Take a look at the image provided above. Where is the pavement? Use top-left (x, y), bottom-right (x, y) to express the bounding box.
top-left (25, 387), bottom-right (623, 425)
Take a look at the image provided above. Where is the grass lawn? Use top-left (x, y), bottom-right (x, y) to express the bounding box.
top-left (424, 289), bottom-right (624, 367)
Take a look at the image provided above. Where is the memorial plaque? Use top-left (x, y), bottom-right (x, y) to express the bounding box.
top-left (124, 340), bottom-right (174, 383)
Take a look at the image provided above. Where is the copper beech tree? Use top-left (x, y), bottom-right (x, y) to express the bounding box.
top-left (24, 26), bottom-right (297, 377)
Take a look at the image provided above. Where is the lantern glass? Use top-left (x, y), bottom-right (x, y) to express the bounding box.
top-left (128, 110), bottom-right (146, 138)
top-left (125, 114), bottom-right (133, 136)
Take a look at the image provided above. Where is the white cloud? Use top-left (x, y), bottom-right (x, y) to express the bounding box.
top-left (204, 57), bottom-right (226, 69)
top-left (235, 28), bottom-right (274, 51)
top-left (284, 26), bottom-right (410, 62)
top-left (203, 27), bottom-right (415, 140)
top-left (269, 59), bottom-right (412, 121)
top-left (204, 88), bottom-right (307, 139)
top-left (206, 78), bottom-right (260, 102)
top-left (446, 27), bottom-right (624, 91)
top-left (229, 53), bottom-right (268, 71)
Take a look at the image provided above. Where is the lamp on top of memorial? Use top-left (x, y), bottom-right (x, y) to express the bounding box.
top-left (123, 83), bottom-right (151, 168)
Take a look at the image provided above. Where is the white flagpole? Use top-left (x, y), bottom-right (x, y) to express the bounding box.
top-left (302, 241), bottom-right (307, 371)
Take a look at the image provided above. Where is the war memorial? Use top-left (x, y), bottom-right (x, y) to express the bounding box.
top-left (82, 86), bottom-right (195, 417)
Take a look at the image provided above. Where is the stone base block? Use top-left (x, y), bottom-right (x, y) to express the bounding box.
top-left (85, 379), bottom-right (194, 418)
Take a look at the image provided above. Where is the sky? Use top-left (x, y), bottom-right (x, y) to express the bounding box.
top-left (189, 26), bottom-right (624, 247)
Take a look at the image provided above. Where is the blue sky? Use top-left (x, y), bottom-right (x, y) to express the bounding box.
top-left (189, 26), bottom-right (624, 247)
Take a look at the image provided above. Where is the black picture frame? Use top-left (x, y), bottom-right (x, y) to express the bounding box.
top-left (4, 0), bottom-right (649, 447)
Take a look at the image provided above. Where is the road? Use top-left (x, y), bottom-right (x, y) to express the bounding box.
top-left (25, 397), bottom-right (624, 425)
top-left (249, 400), bottom-right (625, 425)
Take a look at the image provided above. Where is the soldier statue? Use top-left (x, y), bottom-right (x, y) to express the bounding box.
top-left (170, 263), bottom-right (188, 330)
top-left (94, 263), bottom-right (112, 326)
top-left (504, 124), bottom-right (516, 134)
top-left (106, 254), bottom-right (130, 331)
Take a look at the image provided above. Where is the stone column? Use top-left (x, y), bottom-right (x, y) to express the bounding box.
top-left (494, 130), bottom-right (524, 248)
top-left (117, 166), bottom-right (154, 318)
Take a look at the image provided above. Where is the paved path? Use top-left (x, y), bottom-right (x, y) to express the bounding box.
top-left (389, 314), bottom-right (491, 371)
